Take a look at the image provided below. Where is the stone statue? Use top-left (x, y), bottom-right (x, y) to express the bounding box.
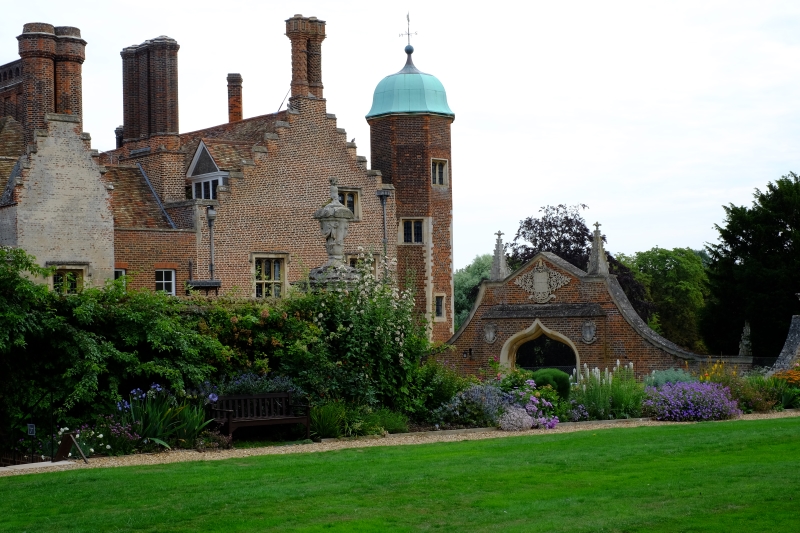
top-left (739, 321), bottom-right (752, 357)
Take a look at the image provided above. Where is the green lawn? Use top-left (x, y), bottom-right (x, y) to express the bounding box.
top-left (2, 418), bottom-right (799, 532)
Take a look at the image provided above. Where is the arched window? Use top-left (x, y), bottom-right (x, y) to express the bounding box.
top-left (15, 67), bottom-right (20, 77)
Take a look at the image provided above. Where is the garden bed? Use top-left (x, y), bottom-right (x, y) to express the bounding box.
top-left (3, 408), bottom-right (798, 478)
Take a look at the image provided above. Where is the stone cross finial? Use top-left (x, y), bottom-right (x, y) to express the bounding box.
top-left (495, 230), bottom-right (504, 239)
top-left (594, 222), bottom-right (601, 232)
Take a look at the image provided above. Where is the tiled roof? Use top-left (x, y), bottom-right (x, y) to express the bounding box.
top-left (0, 116), bottom-right (24, 158)
top-left (108, 166), bottom-right (173, 229)
top-left (202, 139), bottom-right (253, 172)
top-left (179, 111), bottom-right (286, 144)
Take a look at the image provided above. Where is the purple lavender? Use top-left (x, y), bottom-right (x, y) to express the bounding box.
top-left (644, 382), bottom-right (741, 421)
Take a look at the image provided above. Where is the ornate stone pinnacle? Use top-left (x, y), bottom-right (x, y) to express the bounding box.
top-left (490, 230), bottom-right (510, 281)
top-left (586, 221), bottom-right (609, 276)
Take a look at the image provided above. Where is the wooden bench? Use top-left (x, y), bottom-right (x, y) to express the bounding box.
top-left (210, 392), bottom-right (310, 440)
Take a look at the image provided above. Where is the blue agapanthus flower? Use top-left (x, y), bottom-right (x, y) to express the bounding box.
top-left (208, 393), bottom-right (219, 403)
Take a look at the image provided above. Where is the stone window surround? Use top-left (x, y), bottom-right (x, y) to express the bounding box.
top-left (249, 252), bottom-right (290, 298)
top-left (398, 217), bottom-right (429, 245)
top-left (431, 158), bottom-right (449, 188)
top-left (434, 292), bottom-right (447, 322)
top-left (337, 187), bottom-right (362, 221)
top-left (45, 262), bottom-right (90, 293)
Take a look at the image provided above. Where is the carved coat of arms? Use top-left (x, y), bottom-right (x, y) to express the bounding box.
top-left (581, 320), bottom-right (597, 344)
top-left (483, 323), bottom-right (498, 344)
top-left (514, 259), bottom-right (571, 303)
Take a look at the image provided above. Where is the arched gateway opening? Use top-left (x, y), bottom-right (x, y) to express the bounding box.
top-left (516, 336), bottom-right (577, 374)
top-left (499, 319), bottom-right (580, 373)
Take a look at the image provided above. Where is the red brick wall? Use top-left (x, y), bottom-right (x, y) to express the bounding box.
top-left (368, 114), bottom-right (454, 342)
top-left (444, 256), bottom-right (692, 379)
top-left (114, 228), bottom-right (196, 292)
top-left (188, 97), bottom-right (396, 293)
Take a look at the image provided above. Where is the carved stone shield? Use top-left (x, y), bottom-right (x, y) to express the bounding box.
top-left (484, 323), bottom-right (498, 344)
top-left (581, 320), bottom-right (597, 344)
top-left (514, 259), bottom-right (571, 304)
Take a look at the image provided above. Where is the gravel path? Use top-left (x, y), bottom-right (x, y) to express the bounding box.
top-left (2, 409), bottom-right (798, 478)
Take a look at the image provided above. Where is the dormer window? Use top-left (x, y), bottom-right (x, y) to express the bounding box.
top-left (194, 179), bottom-right (219, 200)
top-left (186, 141), bottom-right (229, 201)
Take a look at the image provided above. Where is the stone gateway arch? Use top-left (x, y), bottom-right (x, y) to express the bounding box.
top-left (444, 228), bottom-right (752, 378)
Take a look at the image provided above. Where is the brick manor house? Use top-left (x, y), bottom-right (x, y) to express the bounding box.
top-left (0, 16), bottom-right (457, 342)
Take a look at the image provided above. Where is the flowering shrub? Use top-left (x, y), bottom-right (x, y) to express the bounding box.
top-left (93, 415), bottom-right (139, 456)
top-left (643, 382), bottom-right (741, 421)
top-left (507, 380), bottom-right (560, 429)
top-left (568, 400), bottom-right (590, 422)
top-left (698, 361), bottom-right (778, 413)
top-left (498, 406), bottom-right (533, 431)
top-left (433, 384), bottom-right (512, 427)
top-left (295, 253), bottom-right (430, 410)
top-left (773, 363), bottom-right (800, 386)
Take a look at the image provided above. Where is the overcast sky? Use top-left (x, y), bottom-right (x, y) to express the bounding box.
top-left (4, 1), bottom-right (800, 268)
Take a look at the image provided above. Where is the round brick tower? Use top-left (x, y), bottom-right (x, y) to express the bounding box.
top-left (366, 45), bottom-right (455, 341)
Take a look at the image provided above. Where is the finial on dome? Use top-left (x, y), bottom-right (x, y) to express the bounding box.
top-left (405, 44), bottom-right (414, 55)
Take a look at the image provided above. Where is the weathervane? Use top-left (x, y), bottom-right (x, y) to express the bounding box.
top-left (400, 13), bottom-right (417, 45)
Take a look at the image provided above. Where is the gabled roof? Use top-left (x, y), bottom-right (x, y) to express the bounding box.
top-left (448, 250), bottom-right (701, 361)
top-left (185, 138), bottom-right (255, 176)
top-left (108, 166), bottom-right (173, 229)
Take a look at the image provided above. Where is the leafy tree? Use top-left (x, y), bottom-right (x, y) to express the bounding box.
top-left (453, 254), bottom-right (492, 330)
top-left (618, 248), bottom-right (709, 352)
top-left (509, 204), bottom-right (593, 269)
top-left (703, 173), bottom-right (800, 357)
top-left (509, 205), bottom-right (655, 323)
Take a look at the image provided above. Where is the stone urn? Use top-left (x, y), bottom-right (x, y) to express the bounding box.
top-left (309, 177), bottom-right (358, 285)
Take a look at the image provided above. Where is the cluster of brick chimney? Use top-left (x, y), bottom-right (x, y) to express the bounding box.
top-left (0, 23), bottom-right (86, 145)
top-left (1, 15), bottom-right (335, 154)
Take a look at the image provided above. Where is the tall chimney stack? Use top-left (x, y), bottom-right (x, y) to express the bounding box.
top-left (285, 14), bottom-right (326, 98)
top-left (227, 73), bottom-right (242, 122)
top-left (53, 26), bottom-right (86, 117)
top-left (18, 23), bottom-right (56, 144)
top-left (120, 35), bottom-right (179, 143)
